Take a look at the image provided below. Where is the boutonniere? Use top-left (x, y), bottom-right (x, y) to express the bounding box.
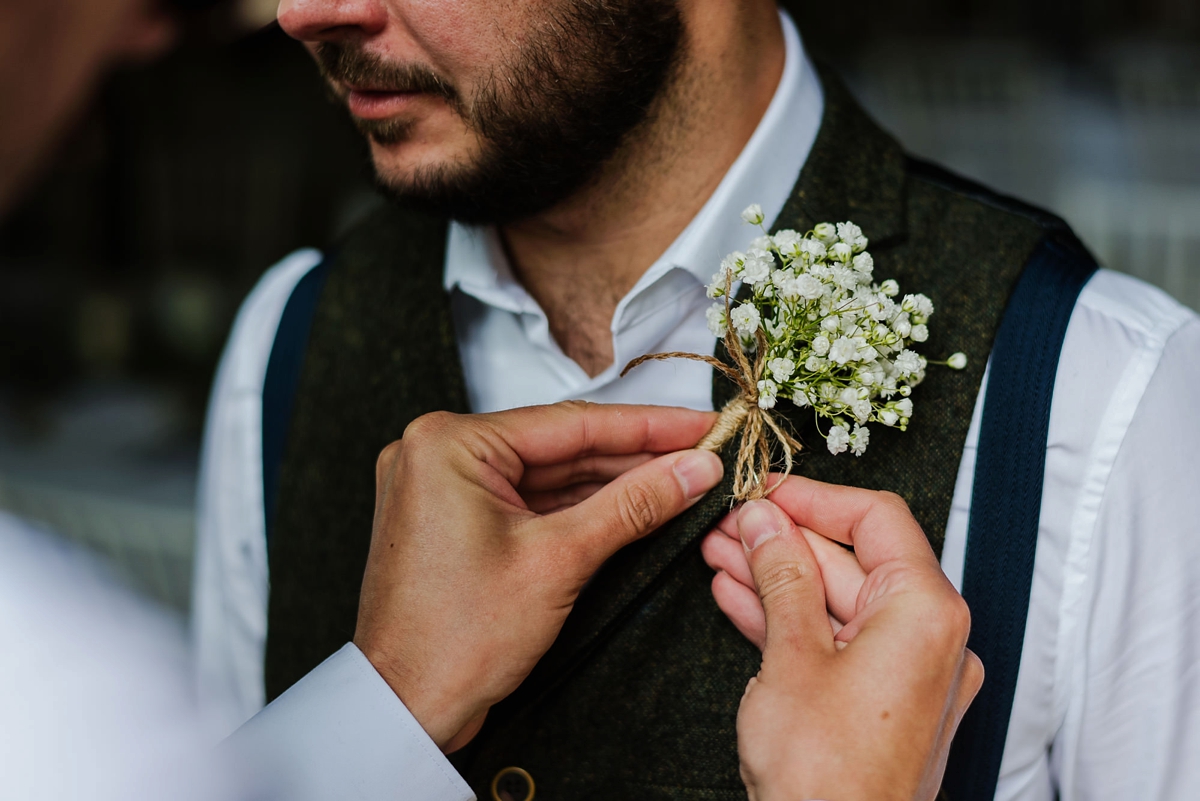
top-left (624, 204), bottom-right (967, 501)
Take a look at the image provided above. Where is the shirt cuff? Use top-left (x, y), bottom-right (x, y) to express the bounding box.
top-left (222, 643), bottom-right (475, 801)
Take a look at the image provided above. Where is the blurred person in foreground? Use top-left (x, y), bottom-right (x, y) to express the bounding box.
top-left (0, 2), bottom-right (982, 800)
top-left (193, 0), bottom-right (1200, 798)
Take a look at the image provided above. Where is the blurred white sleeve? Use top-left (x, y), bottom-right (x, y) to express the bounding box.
top-left (1, 513), bottom-right (473, 801)
top-left (224, 644), bottom-right (475, 801)
top-left (0, 512), bottom-right (220, 801)
top-left (192, 248), bottom-right (323, 738)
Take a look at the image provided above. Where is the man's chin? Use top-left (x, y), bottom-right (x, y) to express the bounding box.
top-left (370, 164), bottom-right (518, 227)
top-left (354, 118), bottom-right (415, 148)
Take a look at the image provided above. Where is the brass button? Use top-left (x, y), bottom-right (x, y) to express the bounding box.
top-left (491, 766), bottom-right (535, 801)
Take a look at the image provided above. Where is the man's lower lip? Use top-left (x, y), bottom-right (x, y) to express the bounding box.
top-left (347, 89), bottom-right (421, 119)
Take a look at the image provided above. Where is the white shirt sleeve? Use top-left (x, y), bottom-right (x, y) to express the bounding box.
top-left (1050, 312), bottom-right (1200, 800)
top-left (224, 643), bottom-right (475, 801)
top-left (191, 249), bottom-right (325, 739)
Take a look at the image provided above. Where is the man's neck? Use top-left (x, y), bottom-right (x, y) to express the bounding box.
top-left (499, 2), bottom-right (786, 378)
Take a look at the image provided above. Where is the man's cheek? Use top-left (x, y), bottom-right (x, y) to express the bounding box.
top-left (393, 0), bottom-right (530, 75)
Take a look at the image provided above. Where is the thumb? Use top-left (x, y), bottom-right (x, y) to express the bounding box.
top-left (738, 500), bottom-right (834, 658)
top-left (550, 449), bottom-right (724, 571)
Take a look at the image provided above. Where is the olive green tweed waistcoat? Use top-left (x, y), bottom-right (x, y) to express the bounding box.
top-left (265, 71), bottom-right (1061, 798)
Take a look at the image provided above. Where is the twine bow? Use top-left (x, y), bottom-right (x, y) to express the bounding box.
top-left (621, 275), bottom-right (804, 502)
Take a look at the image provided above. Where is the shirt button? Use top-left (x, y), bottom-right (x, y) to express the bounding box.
top-left (491, 766), bottom-right (535, 801)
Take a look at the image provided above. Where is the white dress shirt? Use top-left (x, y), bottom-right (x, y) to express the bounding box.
top-left (191, 8), bottom-right (1200, 799)
top-left (0, 513), bottom-right (472, 801)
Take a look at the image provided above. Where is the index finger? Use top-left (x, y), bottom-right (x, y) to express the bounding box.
top-left (478, 401), bottom-right (718, 466)
top-left (765, 475), bottom-right (939, 573)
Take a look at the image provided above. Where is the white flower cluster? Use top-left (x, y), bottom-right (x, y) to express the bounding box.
top-left (707, 208), bottom-right (966, 457)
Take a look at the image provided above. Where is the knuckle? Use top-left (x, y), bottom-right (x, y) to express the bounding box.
top-left (617, 481), bottom-right (663, 533)
top-left (944, 593), bottom-right (973, 642)
top-left (755, 560), bottom-right (812, 601)
top-left (376, 439), bottom-right (404, 474)
top-left (920, 591), bottom-right (973, 654)
top-left (555, 399), bottom-right (594, 414)
top-left (876, 490), bottom-right (912, 515)
top-left (963, 650), bottom-right (986, 694)
top-left (402, 410), bottom-right (457, 444)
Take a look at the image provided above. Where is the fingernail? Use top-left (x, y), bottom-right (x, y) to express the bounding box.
top-left (674, 450), bottom-right (724, 500)
top-left (738, 500), bottom-right (784, 551)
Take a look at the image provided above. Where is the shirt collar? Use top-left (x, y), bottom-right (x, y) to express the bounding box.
top-left (445, 9), bottom-right (823, 303)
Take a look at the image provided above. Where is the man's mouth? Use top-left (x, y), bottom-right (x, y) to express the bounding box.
top-left (344, 87), bottom-right (424, 120)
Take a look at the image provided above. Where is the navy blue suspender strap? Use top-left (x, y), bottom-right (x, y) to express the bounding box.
top-left (941, 235), bottom-right (1096, 799)
top-left (261, 256), bottom-right (332, 548)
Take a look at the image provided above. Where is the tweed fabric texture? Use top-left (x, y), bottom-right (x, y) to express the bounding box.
top-left (264, 207), bottom-right (463, 699)
top-left (266, 69), bottom-right (1058, 795)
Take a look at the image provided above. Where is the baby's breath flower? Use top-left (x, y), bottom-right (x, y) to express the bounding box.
top-left (880, 409), bottom-right (900, 427)
top-left (813, 222), bottom-right (838, 244)
top-left (730, 304), bottom-right (761, 337)
top-left (868, 296), bottom-right (894, 322)
top-left (894, 349), bottom-right (922, 377)
top-left (812, 335), bottom-right (831, 357)
top-left (749, 236), bottom-right (774, 253)
top-left (741, 254), bottom-right (772, 286)
top-left (827, 424), bottom-right (851, 455)
top-left (947, 352), bottom-right (968, 370)
top-left (800, 238), bottom-right (827, 260)
top-left (767, 357), bottom-right (796, 382)
top-left (902, 293), bottom-right (934, 318)
top-left (795, 273), bottom-right (825, 300)
top-left (850, 424), bottom-right (870, 456)
top-left (830, 242), bottom-right (853, 261)
top-left (910, 323), bottom-right (929, 343)
top-left (895, 398), bottom-right (914, 418)
top-left (721, 251), bottom-right (744, 275)
top-left (837, 221), bottom-right (869, 252)
top-left (852, 252), bottom-right (874, 276)
top-left (880, 279), bottom-right (900, 297)
top-left (757, 379), bottom-right (779, 410)
top-left (706, 305), bottom-right (727, 337)
top-left (832, 266), bottom-right (859, 291)
top-left (829, 337), bottom-right (859, 365)
top-left (772, 229), bottom-right (802, 252)
top-left (741, 204), bottom-right (765, 225)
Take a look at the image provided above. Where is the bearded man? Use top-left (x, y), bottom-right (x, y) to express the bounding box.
top-left (193, 1), bottom-right (1200, 799)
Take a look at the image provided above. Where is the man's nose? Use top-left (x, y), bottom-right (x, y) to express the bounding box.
top-left (277, 0), bottom-right (388, 42)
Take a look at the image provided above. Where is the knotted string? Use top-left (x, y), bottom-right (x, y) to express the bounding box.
top-left (621, 274), bottom-right (804, 501)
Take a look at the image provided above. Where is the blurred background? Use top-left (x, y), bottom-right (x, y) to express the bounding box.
top-left (1, 0), bottom-right (1197, 615)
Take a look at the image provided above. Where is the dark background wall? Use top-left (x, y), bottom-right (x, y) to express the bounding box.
top-left (1, 1), bottom-right (1197, 610)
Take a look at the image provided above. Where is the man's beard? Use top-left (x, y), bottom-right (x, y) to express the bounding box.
top-left (314, 0), bottom-right (684, 225)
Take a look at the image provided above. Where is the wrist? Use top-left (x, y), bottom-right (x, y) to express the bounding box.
top-left (355, 637), bottom-right (480, 751)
